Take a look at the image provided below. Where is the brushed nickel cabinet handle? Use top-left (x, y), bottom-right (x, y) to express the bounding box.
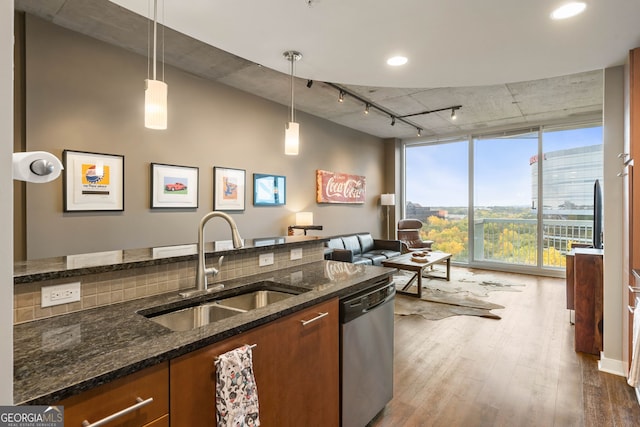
top-left (81, 397), bottom-right (153, 427)
top-left (300, 311), bottom-right (329, 326)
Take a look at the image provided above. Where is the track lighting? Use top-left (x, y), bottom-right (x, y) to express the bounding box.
top-left (324, 82), bottom-right (459, 135)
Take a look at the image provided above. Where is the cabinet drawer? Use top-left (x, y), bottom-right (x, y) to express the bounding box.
top-left (57, 362), bottom-right (168, 427)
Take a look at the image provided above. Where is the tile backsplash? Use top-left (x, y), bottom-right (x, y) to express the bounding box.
top-left (14, 243), bottom-right (324, 324)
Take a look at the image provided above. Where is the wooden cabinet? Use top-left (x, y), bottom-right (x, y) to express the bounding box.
top-left (170, 298), bottom-right (339, 427)
top-left (57, 362), bottom-right (168, 427)
top-left (566, 248), bottom-right (604, 355)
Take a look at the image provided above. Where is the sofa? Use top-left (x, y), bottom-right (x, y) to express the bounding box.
top-left (325, 233), bottom-right (402, 265)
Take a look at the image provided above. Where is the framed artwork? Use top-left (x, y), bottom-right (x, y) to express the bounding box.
top-left (253, 173), bottom-right (286, 206)
top-left (63, 150), bottom-right (124, 212)
top-left (316, 169), bottom-right (366, 204)
top-left (214, 166), bottom-right (245, 211)
top-left (150, 163), bottom-right (199, 209)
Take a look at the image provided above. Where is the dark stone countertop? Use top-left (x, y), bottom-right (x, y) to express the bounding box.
top-left (14, 260), bottom-right (394, 405)
top-left (14, 235), bottom-right (327, 284)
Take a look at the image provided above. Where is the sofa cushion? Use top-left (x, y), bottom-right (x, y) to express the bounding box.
top-left (366, 249), bottom-right (401, 259)
top-left (327, 237), bottom-right (346, 250)
top-left (358, 234), bottom-right (375, 253)
top-left (352, 256), bottom-right (373, 265)
top-left (342, 235), bottom-right (362, 255)
top-left (360, 252), bottom-right (387, 266)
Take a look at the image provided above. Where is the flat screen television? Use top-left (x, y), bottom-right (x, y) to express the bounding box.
top-left (593, 179), bottom-right (603, 249)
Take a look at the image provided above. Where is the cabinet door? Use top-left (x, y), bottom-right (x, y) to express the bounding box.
top-left (57, 362), bottom-right (168, 427)
top-left (170, 298), bottom-right (339, 427)
top-left (279, 298), bottom-right (340, 426)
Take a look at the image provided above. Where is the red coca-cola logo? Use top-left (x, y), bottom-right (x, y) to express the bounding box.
top-left (317, 170), bottom-right (366, 203)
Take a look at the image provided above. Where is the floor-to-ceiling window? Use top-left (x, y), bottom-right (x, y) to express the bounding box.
top-left (404, 139), bottom-right (469, 262)
top-left (472, 130), bottom-right (539, 266)
top-left (404, 122), bottom-right (603, 274)
top-left (540, 125), bottom-right (603, 267)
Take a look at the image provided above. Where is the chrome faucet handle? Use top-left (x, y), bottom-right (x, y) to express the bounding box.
top-left (203, 256), bottom-right (225, 289)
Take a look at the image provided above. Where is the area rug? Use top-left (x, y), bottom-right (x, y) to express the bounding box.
top-left (394, 292), bottom-right (504, 320)
top-left (394, 267), bottom-right (526, 297)
top-left (392, 268), bottom-right (525, 321)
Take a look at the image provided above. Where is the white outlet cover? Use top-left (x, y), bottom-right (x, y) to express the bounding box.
top-left (259, 253), bottom-right (274, 266)
top-left (41, 282), bottom-right (81, 307)
top-left (290, 248), bottom-right (303, 260)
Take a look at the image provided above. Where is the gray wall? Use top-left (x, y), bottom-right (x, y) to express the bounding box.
top-left (22, 16), bottom-right (386, 259)
top-left (601, 65), bottom-right (625, 374)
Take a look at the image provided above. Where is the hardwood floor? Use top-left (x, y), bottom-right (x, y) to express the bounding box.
top-left (370, 268), bottom-right (640, 427)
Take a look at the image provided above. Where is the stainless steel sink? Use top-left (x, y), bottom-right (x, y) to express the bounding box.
top-left (147, 303), bottom-right (244, 332)
top-left (141, 281), bottom-right (304, 331)
top-left (216, 290), bottom-right (296, 311)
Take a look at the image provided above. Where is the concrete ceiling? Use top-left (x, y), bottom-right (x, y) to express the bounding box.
top-left (15, 0), bottom-right (622, 139)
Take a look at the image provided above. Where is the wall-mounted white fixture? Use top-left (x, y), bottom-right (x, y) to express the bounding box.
top-left (284, 50), bottom-right (302, 155)
top-left (145, 0), bottom-right (167, 130)
top-left (13, 151), bottom-right (63, 183)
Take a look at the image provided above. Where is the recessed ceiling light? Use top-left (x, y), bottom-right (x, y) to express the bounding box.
top-left (387, 56), bottom-right (408, 66)
top-left (551, 2), bottom-right (587, 20)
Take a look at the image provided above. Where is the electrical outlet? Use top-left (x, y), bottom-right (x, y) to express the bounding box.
top-left (290, 248), bottom-right (303, 260)
top-left (41, 282), bottom-right (81, 308)
top-left (259, 253), bottom-right (274, 267)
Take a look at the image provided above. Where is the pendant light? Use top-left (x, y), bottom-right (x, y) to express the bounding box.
top-left (284, 50), bottom-right (302, 155)
top-left (145, 0), bottom-right (167, 130)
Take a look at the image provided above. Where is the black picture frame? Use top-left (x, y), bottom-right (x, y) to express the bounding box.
top-left (62, 150), bottom-right (124, 212)
top-left (213, 166), bottom-right (246, 211)
top-left (150, 163), bottom-right (199, 209)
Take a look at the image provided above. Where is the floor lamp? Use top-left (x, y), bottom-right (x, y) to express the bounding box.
top-left (381, 194), bottom-right (395, 240)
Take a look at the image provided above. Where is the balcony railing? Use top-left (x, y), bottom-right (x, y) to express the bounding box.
top-left (472, 218), bottom-right (592, 268)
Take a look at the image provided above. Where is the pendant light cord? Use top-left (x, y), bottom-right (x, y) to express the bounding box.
top-left (152, 0), bottom-right (157, 81)
top-left (289, 56), bottom-right (295, 122)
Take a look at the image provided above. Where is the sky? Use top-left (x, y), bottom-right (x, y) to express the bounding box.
top-left (405, 125), bottom-right (603, 207)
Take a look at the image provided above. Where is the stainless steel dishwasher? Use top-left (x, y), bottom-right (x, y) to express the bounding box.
top-left (341, 278), bottom-right (395, 427)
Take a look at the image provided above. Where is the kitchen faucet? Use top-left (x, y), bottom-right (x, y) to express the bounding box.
top-left (181, 211), bottom-right (243, 298)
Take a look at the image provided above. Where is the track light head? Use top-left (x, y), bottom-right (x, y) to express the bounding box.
top-left (391, 116), bottom-right (396, 126)
top-left (417, 128), bottom-right (422, 137)
top-left (306, 79), bottom-right (313, 88)
top-left (364, 104), bottom-right (370, 115)
top-left (338, 90), bottom-right (345, 103)
top-left (451, 108), bottom-right (457, 120)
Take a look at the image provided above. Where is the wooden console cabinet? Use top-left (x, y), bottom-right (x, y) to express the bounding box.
top-left (566, 248), bottom-right (604, 355)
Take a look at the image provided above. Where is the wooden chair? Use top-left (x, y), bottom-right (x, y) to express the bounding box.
top-left (397, 219), bottom-right (434, 253)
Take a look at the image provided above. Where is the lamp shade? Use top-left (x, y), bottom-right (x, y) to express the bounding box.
top-left (381, 194), bottom-right (395, 206)
top-left (145, 79), bottom-right (167, 130)
top-left (285, 122), bottom-right (299, 155)
top-left (296, 212), bottom-right (313, 226)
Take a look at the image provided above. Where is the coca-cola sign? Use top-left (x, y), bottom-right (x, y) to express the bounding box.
top-left (316, 170), bottom-right (366, 204)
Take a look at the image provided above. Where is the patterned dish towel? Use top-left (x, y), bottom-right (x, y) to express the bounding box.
top-left (215, 344), bottom-right (260, 426)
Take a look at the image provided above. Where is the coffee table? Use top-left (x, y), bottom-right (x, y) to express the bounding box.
top-left (382, 251), bottom-right (452, 298)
